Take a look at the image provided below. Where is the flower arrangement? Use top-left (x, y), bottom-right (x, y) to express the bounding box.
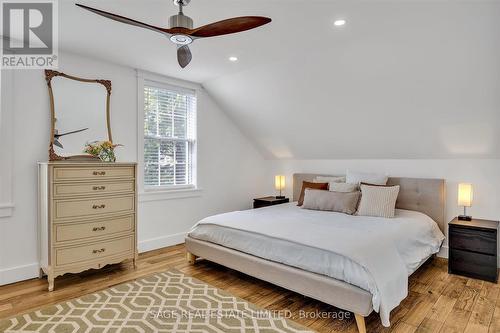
top-left (84, 141), bottom-right (122, 162)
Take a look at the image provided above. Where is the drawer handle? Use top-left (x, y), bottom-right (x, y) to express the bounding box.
top-left (92, 204), bottom-right (106, 209)
top-left (93, 186), bottom-right (106, 191)
top-left (92, 226), bottom-right (106, 232)
top-left (92, 248), bottom-right (106, 254)
top-left (93, 171), bottom-right (106, 176)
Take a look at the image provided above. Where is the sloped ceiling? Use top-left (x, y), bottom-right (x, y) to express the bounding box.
top-left (60, 0), bottom-right (500, 159)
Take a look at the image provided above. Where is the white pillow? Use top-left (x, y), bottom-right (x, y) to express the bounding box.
top-left (313, 176), bottom-right (345, 183)
top-left (357, 184), bottom-right (400, 218)
top-left (329, 182), bottom-right (358, 193)
top-left (346, 170), bottom-right (388, 185)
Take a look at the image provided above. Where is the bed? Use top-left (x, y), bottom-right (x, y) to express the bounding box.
top-left (185, 174), bottom-right (446, 333)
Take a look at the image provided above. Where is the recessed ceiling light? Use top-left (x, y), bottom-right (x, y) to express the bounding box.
top-left (229, 56), bottom-right (238, 62)
top-left (334, 19), bottom-right (346, 27)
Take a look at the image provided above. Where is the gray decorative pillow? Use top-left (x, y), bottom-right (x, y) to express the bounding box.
top-left (357, 184), bottom-right (400, 218)
top-left (302, 189), bottom-right (361, 215)
top-left (329, 182), bottom-right (358, 193)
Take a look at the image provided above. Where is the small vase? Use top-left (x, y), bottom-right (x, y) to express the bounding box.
top-left (99, 150), bottom-right (116, 162)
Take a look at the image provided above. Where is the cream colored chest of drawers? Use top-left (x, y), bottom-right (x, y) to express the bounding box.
top-left (38, 162), bottom-right (137, 291)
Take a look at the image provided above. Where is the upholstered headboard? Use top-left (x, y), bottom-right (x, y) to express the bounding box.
top-left (292, 173), bottom-right (446, 233)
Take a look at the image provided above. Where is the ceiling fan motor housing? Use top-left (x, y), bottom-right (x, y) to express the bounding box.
top-left (169, 13), bottom-right (193, 29)
top-left (169, 13), bottom-right (193, 45)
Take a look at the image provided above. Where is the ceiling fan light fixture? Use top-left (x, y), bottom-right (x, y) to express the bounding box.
top-left (170, 34), bottom-right (193, 45)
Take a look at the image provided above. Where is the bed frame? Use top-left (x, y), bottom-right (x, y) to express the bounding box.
top-left (185, 174), bottom-right (445, 333)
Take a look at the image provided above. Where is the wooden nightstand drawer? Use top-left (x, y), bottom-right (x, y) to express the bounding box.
top-left (449, 226), bottom-right (496, 255)
top-left (54, 215), bottom-right (134, 243)
top-left (53, 195), bottom-right (135, 221)
top-left (53, 180), bottom-right (135, 198)
top-left (449, 248), bottom-right (497, 282)
top-left (448, 217), bottom-right (499, 283)
top-left (53, 166), bottom-right (135, 182)
top-left (55, 235), bottom-right (134, 267)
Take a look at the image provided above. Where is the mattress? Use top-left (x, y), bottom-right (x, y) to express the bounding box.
top-left (188, 202), bottom-right (445, 326)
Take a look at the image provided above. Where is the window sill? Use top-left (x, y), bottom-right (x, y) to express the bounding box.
top-left (139, 188), bottom-right (203, 203)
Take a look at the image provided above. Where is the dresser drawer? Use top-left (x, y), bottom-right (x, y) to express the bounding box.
top-left (449, 226), bottom-right (497, 255)
top-left (53, 181), bottom-right (135, 198)
top-left (54, 195), bottom-right (135, 220)
top-left (53, 166), bottom-right (135, 182)
top-left (54, 215), bottom-right (134, 243)
top-left (449, 248), bottom-right (497, 281)
top-left (55, 235), bottom-right (134, 267)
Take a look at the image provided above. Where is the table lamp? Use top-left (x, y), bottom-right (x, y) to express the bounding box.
top-left (458, 183), bottom-right (473, 221)
top-left (275, 175), bottom-right (285, 199)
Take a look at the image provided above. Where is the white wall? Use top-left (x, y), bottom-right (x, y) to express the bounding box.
top-left (203, 1), bottom-right (500, 160)
top-left (268, 159), bottom-right (500, 262)
top-left (0, 52), bottom-right (269, 285)
top-left (2, 0), bottom-right (500, 284)
top-left (0, 70), bottom-right (14, 217)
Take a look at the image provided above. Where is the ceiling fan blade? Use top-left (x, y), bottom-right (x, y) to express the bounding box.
top-left (55, 127), bottom-right (89, 138)
top-left (189, 16), bottom-right (271, 38)
top-left (75, 3), bottom-right (172, 36)
top-left (177, 45), bottom-right (192, 68)
top-left (53, 138), bottom-right (63, 149)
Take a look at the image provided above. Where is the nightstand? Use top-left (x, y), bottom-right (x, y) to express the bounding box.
top-left (253, 196), bottom-right (289, 209)
top-left (448, 217), bottom-right (499, 282)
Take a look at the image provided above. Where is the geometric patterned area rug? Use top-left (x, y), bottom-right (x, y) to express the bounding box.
top-left (0, 269), bottom-right (313, 332)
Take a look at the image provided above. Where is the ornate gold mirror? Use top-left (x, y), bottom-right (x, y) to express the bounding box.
top-left (45, 70), bottom-right (112, 161)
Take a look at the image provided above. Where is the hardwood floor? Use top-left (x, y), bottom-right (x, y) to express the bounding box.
top-left (1, 244), bottom-right (499, 333)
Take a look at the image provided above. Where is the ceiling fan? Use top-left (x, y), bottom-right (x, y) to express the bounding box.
top-left (76, 0), bottom-right (272, 68)
top-left (53, 128), bottom-right (88, 149)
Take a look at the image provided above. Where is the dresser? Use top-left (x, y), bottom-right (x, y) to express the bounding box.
top-left (448, 217), bottom-right (499, 282)
top-left (38, 162), bottom-right (137, 291)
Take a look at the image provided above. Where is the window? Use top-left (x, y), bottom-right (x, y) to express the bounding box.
top-left (143, 82), bottom-right (196, 189)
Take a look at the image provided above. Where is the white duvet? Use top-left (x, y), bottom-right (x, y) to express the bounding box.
top-left (189, 203), bottom-right (444, 327)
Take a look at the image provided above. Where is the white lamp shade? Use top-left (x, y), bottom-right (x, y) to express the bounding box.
top-left (458, 183), bottom-right (473, 207)
top-left (275, 175), bottom-right (285, 191)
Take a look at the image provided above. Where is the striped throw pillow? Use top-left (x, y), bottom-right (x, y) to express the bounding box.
top-left (357, 184), bottom-right (400, 218)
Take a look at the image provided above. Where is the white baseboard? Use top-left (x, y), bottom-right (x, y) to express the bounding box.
top-left (138, 232), bottom-right (187, 253)
top-left (0, 233), bottom-right (187, 285)
top-left (437, 245), bottom-right (449, 259)
top-left (3, 244), bottom-right (491, 287)
top-left (0, 262), bottom-right (39, 286)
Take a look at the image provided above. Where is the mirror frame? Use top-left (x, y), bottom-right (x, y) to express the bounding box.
top-left (45, 70), bottom-right (112, 161)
